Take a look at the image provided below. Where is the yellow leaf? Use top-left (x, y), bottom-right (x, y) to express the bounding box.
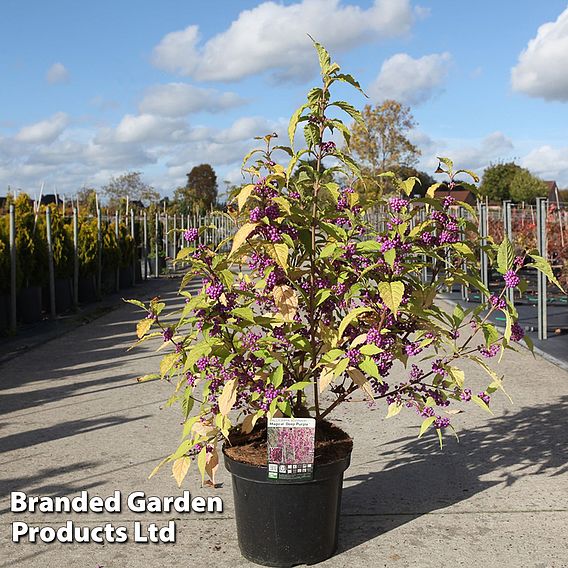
top-left (273, 285), bottom-right (298, 322)
top-left (347, 368), bottom-right (374, 401)
top-left (172, 457), bottom-right (191, 488)
top-left (148, 456), bottom-right (171, 480)
top-left (267, 243), bottom-right (289, 270)
top-left (205, 448), bottom-right (219, 485)
top-left (386, 401), bottom-right (403, 418)
top-left (229, 223), bottom-right (257, 257)
top-left (449, 366), bottom-right (465, 388)
top-left (237, 184), bottom-right (255, 211)
top-left (136, 317), bottom-right (154, 339)
top-left (378, 281), bottom-right (405, 317)
top-left (241, 413), bottom-right (260, 434)
top-left (160, 353), bottom-right (179, 377)
top-left (319, 366), bottom-right (335, 393)
top-left (191, 421), bottom-right (217, 438)
top-left (218, 378), bottom-right (238, 416)
top-left (350, 333), bottom-right (367, 348)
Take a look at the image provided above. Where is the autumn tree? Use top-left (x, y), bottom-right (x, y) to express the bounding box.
top-left (174, 164), bottom-right (218, 214)
top-left (102, 171), bottom-right (159, 210)
top-left (350, 100), bottom-right (421, 200)
top-left (478, 162), bottom-right (523, 203)
top-left (510, 169), bottom-right (548, 203)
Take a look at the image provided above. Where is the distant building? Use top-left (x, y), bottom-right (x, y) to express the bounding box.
top-left (40, 194), bottom-right (63, 206)
top-left (434, 187), bottom-right (477, 206)
top-left (545, 181), bottom-right (560, 202)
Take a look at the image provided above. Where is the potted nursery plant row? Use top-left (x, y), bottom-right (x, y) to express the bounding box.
top-left (129, 42), bottom-right (562, 567)
top-left (0, 196), bottom-right (145, 329)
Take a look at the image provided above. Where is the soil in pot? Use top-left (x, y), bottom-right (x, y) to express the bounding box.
top-left (224, 420), bottom-right (353, 568)
top-left (225, 419), bottom-right (353, 466)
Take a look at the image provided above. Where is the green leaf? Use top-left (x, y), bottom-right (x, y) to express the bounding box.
top-left (356, 240), bottom-right (382, 253)
top-left (288, 103), bottom-right (308, 148)
top-left (287, 381), bottom-right (312, 392)
top-left (320, 242), bottom-right (339, 258)
top-left (232, 307), bottom-right (256, 324)
top-left (418, 416), bottom-right (436, 438)
top-left (125, 299), bottom-right (145, 309)
top-left (497, 236), bottom-right (514, 275)
top-left (384, 248), bottom-right (396, 268)
top-left (452, 303), bottom-right (465, 326)
top-left (378, 281), bottom-right (405, 317)
top-left (271, 365), bottom-right (284, 388)
top-left (311, 38), bottom-right (331, 73)
top-left (482, 323), bottom-right (500, 346)
top-left (335, 73), bottom-right (366, 96)
top-left (330, 101), bottom-right (364, 125)
top-left (360, 344), bottom-right (382, 356)
top-left (333, 357), bottom-right (349, 378)
top-left (472, 395), bottom-right (493, 414)
top-left (303, 122), bottom-right (320, 149)
top-left (526, 254), bottom-right (565, 292)
top-left (359, 357), bottom-right (379, 379)
top-left (338, 307), bottom-right (373, 339)
top-left (136, 373), bottom-right (160, 383)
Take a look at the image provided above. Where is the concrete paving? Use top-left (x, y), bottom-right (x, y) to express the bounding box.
top-left (1, 277), bottom-right (567, 568)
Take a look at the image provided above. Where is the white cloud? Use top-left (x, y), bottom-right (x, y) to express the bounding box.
top-left (15, 112), bottom-right (69, 143)
top-left (417, 131), bottom-right (515, 177)
top-left (139, 83), bottom-right (245, 117)
top-left (46, 62), bottom-right (69, 84)
top-left (511, 7), bottom-right (568, 101)
top-left (106, 114), bottom-right (190, 144)
top-left (368, 52), bottom-right (451, 105)
top-left (521, 145), bottom-right (568, 184)
top-left (152, 0), bottom-right (417, 82)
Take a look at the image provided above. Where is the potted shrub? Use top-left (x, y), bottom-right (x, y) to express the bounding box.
top-left (14, 194), bottom-right (48, 323)
top-left (0, 231), bottom-right (9, 330)
top-left (129, 43), bottom-right (561, 566)
top-left (118, 223), bottom-right (135, 288)
top-left (77, 217), bottom-right (99, 303)
top-left (101, 223), bottom-right (121, 294)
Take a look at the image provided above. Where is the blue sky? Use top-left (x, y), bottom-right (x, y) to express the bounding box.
top-left (1, 0), bottom-right (567, 200)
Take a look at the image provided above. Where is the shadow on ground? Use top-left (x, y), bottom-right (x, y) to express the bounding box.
top-left (337, 396), bottom-right (568, 554)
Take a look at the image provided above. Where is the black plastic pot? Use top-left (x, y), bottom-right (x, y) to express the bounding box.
top-left (78, 275), bottom-right (97, 304)
top-left (0, 294), bottom-right (9, 330)
top-left (224, 449), bottom-right (351, 567)
top-left (17, 285), bottom-right (43, 323)
top-left (119, 266), bottom-right (133, 289)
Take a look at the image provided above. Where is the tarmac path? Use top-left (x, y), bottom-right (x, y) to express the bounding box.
top-left (1, 277), bottom-right (567, 568)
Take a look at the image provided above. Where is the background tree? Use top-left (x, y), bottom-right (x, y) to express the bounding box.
top-left (102, 172), bottom-right (159, 210)
top-left (75, 187), bottom-right (98, 216)
top-left (510, 169), bottom-right (548, 203)
top-left (478, 162), bottom-right (523, 202)
top-left (350, 100), bottom-right (421, 201)
top-left (174, 164), bottom-right (218, 214)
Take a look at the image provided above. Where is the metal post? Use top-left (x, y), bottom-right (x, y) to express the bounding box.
top-left (9, 204), bottom-right (17, 331)
top-left (96, 208), bottom-right (102, 299)
top-left (165, 214), bottom-right (169, 260)
top-left (155, 213), bottom-right (159, 277)
top-left (115, 212), bottom-right (120, 291)
top-left (143, 211), bottom-right (148, 280)
top-left (45, 207), bottom-right (56, 318)
top-left (478, 201), bottom-right (489, 292)
top-left (503, 200), bottom-right (514, 306)
top-left (173, 214), bottom-right (178, 260)
top-left (73, 207), bottom-right (79, 309)
top-left (130, 209), bottom-right (136, 286)
top-left (536, 197), bottom-right (548, 340)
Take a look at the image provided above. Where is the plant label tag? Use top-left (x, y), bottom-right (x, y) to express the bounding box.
top-left (267, 418), bottom-right (316, 481)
